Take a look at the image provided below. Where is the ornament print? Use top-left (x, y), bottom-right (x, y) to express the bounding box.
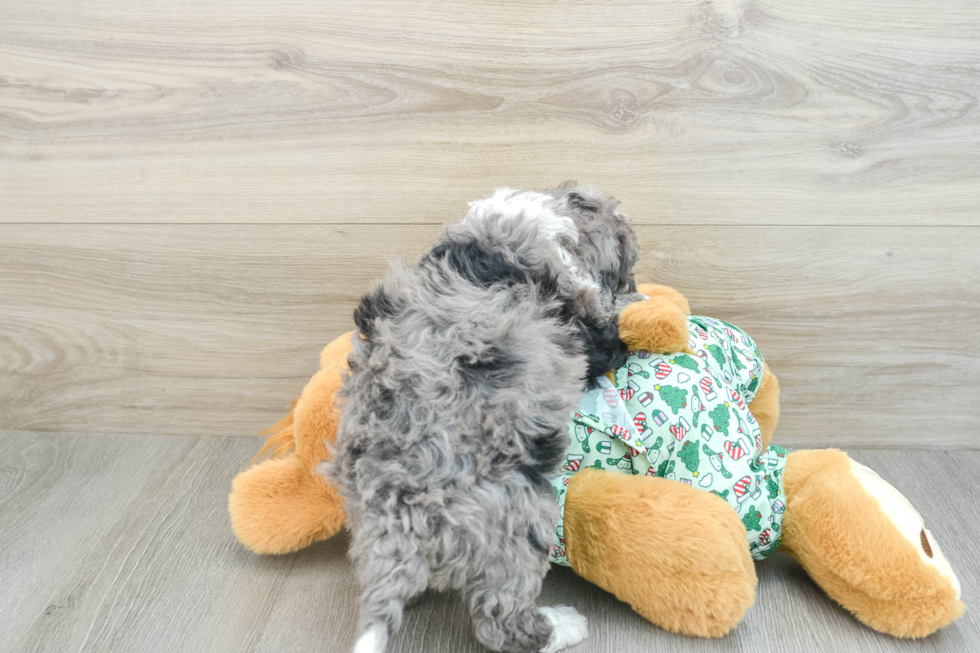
top-left (548, 315), bottom-right (787, 566)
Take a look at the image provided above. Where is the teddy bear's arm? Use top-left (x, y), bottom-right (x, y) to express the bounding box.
top-left (749, 361), bottom-right (780, 451)
top-left (618, 284), bottom-right (692, 355)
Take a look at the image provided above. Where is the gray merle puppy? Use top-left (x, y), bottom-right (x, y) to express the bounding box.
top-left (329, 184), bottom-right (643, 653)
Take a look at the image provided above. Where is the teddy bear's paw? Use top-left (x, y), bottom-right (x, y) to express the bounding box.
top-left (618, 300), bottom-right (690, 355)
top-left (850, 460), bottom-right (961, 599)
top-left (636, 284), bottom-right (691, 315)
top-left (539, 606), bottom-right (588, 653)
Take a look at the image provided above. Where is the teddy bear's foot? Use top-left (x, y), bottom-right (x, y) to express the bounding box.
top-left (229, 455), bottom-right (345, 554)
top-left (781, 449), bottom-right (964, 638)
top-left (563, 468), bottom-right (756, 637)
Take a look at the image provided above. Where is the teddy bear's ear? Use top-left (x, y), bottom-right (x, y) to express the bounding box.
top-left (619, 285), bottom-right (692, 355)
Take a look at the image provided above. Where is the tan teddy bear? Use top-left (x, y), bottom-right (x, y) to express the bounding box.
top-left (229, 284), bottom-right (963, 639)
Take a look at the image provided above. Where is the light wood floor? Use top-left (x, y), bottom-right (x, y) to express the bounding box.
top-left (2, 0), bottom-right (979, 447)
top-left (0, 432), bottom-right (977, 653)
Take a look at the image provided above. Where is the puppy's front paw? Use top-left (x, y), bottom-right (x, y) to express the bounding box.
top-left (539, 606), bottom-right (588, 652)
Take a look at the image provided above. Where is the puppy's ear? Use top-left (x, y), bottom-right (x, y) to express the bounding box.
top-left (577, 313), bottom-right (629, 386)
top-left (617, 231), bottom-right (640, 294)
top-left (353, 283), bottom-right (399, 340)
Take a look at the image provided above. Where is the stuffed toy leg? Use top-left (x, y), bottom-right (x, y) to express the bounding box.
top-left (229, 285), bottom-right (963, 639)
top-left (228, 335), bottom-right (351, 554)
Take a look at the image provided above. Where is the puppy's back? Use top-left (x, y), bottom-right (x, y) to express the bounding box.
top-left (337, 254), bottom-right (585, 497)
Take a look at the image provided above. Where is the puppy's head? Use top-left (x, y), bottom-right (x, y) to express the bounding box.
top-left (547, 182), bottom-right (640, 309)
top-left (462, 183), bottom-right (640, 310)
top-left (462, 184), bottom-right (641, 381)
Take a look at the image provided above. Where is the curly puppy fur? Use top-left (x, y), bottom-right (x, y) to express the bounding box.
top-left (328, 184), bottom-right (642, 653)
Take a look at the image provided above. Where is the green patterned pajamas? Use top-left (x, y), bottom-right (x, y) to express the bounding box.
top-left (549, 316), bottom-right (787, 566)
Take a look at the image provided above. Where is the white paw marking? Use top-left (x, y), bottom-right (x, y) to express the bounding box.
top-left (539, 606), bottom-right (588, 653)
top-left (353, 624), bottom-right (388, 653)
top-left (850, 460), bottom-right (961, 599)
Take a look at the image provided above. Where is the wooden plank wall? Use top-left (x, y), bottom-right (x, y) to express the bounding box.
top-left (2, 0), bottom-right (979, 447)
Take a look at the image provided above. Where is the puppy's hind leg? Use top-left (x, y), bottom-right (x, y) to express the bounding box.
top-left (465, 552), bottom-right (587, 653)
top-left (349, 519), bottom-right (429, 653)
top-left (463, 509), bottom-right (588, 653)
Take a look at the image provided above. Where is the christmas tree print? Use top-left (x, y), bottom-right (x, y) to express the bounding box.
top-left (706, 344), bottom-right (727, 367)
top-left (766, 474), bottom-right (779, 500)
top-left (709, 403), bottom-right (731, 436)
top-left (729, 345), bottom-right (746, 371)
top-left (669, 354), bottom-right (700, 371)
top-left (742, 506), bottom-right (763, 532)
top-left (702, 444), bottom-right (733, 479)
top-left (678, 439), bottom-right (701, 476)
top-left (552, 328), bottom-right (788, 564)
top-left (654, 384), bottom-right (688, 414)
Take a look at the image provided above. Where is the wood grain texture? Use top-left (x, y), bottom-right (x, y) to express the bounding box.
top-left (1, 0), bottom-right (979, 447)
top-left (1, 0), bottom-right (979, 225)
top-left (0, 432), bottom-right (977, 652)
top-left (2, 223), bottom-right (978, 447)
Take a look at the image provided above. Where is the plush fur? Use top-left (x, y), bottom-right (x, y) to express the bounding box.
top-left (228, 333), bottom-right (353, 554)
top-left (782, 449), bottom-right (964, 638)
top-left (623, 283), bottom-right (780, 449)
top-left (329, 185), bottom-right (643, 653)
top-left (748, 361), bottom-right (780, 451)
top-left (637, 283), bottom-right (691, 315)
top-left (618, 284), bottom-right (693, 355)
top-left (563, 467), bottom-right (757, 637)
top-left (229, 262), bottom-right (964, 644)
